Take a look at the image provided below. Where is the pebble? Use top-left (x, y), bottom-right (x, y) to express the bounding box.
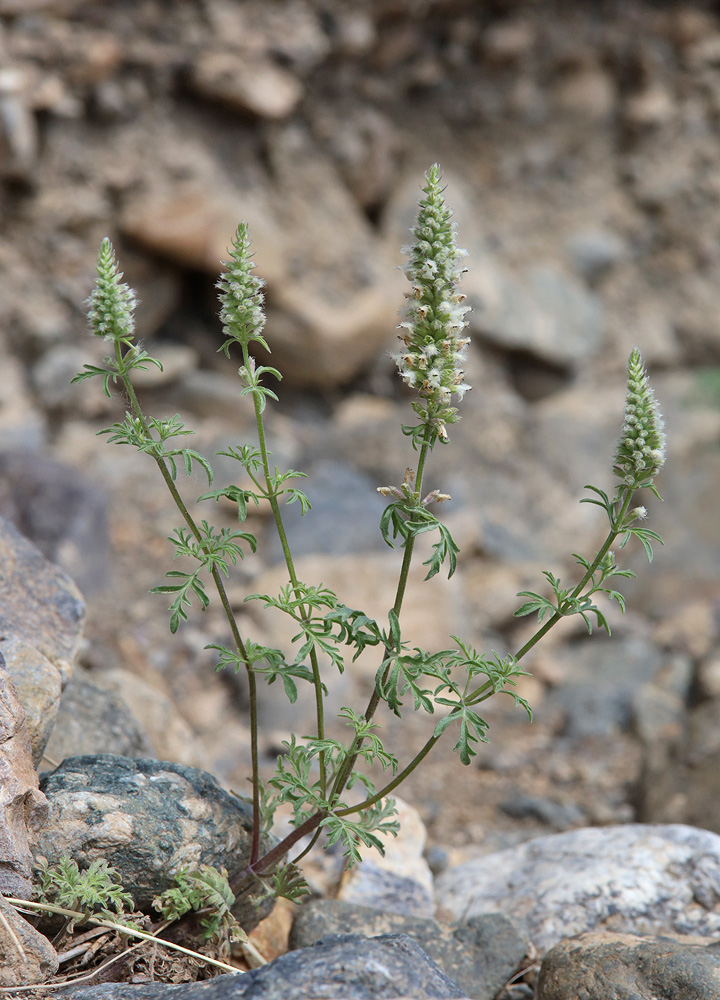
top-left (435, 824), bottom-right (720, 954)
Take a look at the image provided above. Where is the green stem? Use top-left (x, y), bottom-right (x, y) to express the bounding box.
top-left (327, 431), bottom-right (433, 806)
top-left (117, 345), bottom-right (262, 861)
top-left (240, 346), bottom-right (327, 801)
top-left (513, 486), bottom-right (634, 664)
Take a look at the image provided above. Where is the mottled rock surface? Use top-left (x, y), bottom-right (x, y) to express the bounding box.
top-left (0, 655), bottom-right (48, 897)
top-left (291, 899), bottom-right (527, 1000)
top-left (54, 933), bottom-right (469, 999)
top-left (435, 824), bottom-right (720, 954)
top-left (32, 755), bottom-right (267, 928)
top-left (0, 515), bottom-right (85, 681)
top-left (0, 894), bottom-right (58, 987)
top-left (537, 931), bottom-right (720, 1000)
top-left (1, 636), bottom-right (62, 767)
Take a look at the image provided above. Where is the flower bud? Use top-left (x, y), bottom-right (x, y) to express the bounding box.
top-left (216, 223), bottom-right (267, 353)
top-left (86, 238), bottom-right (137, 345)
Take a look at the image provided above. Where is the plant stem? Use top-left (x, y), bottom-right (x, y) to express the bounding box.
top-left (240, 346), bottom-right (327, 803)
top-left (117, 344), bottom-right (262, 862)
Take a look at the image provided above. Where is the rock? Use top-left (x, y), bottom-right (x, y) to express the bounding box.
top-left (263, 127), bottom-right (402, 387)
top-left (498, 793), bottom-right (585, 831)
top-left (337, 798), bottom-right (434, 918)
top-left (33, 755), bottom-right (268, 929)
top-left (42, 675), bottom-right (156, 764)
top-left (1, 636), bottom-right (62, 767)
top-left (564, 228), bottom-right (628, 282)
top-left (190, 52), bottom-right (303, 120)
top-left (90, 668), bottom-right (209, 770)
top-left (698, 657), bottom-right (720, 700)
top-left (0, 654), bottom-right (48, 898)
top-left (552, 68), bottom-right (617, 119)
top-left (0, 452), bottom-right (109, 597)
top-left (265, 459), bottom-right (387, 563)
top-left (542, 635), bottom-right (665, 739)
top-left (0, 66), bottom-right (39, 180)
top-left (54, 933), bottom-right (469, 998)
top-left (537, 931), bottom-right (720, 1000)
top-left (0, 515), bottom-right (85, 682)
top-left (0, 894), bottom-right (58, 987)
top-left (0, 354), bottom-right (46, 452)
top-left (119, 342), bottom-right (197, 390)
top-left (434, 824), bottom-right (720, 955)
top-left (291, 900), bottom-right (528, 1000)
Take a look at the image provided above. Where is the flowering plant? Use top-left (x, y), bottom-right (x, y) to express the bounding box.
top-left (75, 166), bottom-right (664, 908)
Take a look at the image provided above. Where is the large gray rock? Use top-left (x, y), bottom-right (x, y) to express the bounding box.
top-left (0, 514), bottom-right (85, 681)
top-left (435, 824), bottom-right (720, 955)
top-left (537, 931), bottom-right (720, 1000)
top-left (54, 933), bottom-right (469, 999)
top-left (32, 755), bottom-right (268, 930)
top-left (291, 900), bottom-right (527, 1000)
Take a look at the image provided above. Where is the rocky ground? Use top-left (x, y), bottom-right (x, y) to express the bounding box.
top-left (3, 0), bottom-right (720, 993)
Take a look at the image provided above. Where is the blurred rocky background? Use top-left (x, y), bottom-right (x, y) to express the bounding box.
top-left (2, 0), bottom-right (720, 875)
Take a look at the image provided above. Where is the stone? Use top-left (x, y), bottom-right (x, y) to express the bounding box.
top-left (190, 52), bottom-right (303, 120)
top-left (435, 824), bottom-right (720, 955)
top-left (537, 931), bottom-right (720, 1000)
top-left (119, 342), bottom-right (197, 390)
top-left (1, 636), bottom-right (62, 767)
top-left (0, 452), bottom-right (108, 598)
top-left (42, 675), bottom-right (156, 764)
top-left (0, 354), bottom-right (46, 452)
top-left (54, 933), bottom-right (469, 998)
top-left (0, 654), bottom-right (48, 898)
top-left (338, 798), bottom-right (434, 918)
top-left (565, 228), bottom-right (628, 282)
top-left (33, 755), bottom-right (268, 930)
top-left (0, 894), bottom-right (58, 987)
top-left (265, 459), bottom-right (387, 563)
top-left (91, 668), bottom-right (210, 770)
top-left (0, 66), bottom-right (39, 180)
top-left (0, 515), bottom-right (85, 683)
top-left (291, 900), bottom-right (528, 1000)
top-left (498, 793), bottom-right (585, 831)
top-left (542, 635), bottom-right (665, 739)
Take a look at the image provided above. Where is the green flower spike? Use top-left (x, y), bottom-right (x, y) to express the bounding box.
top-left (216, 223), bottom-right (268, 356)
top-left (85, 238), bottom-right (137, 346)
top-left (394, 164), bottom-right (471, 443)
top-left (613, 348), bottom-right (666, 489)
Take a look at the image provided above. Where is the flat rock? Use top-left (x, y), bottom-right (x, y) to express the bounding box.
top-left (32, 755), bottom-right (268, 929)
top-left (291, 899), bottom-right (527, 1000)
top-left (54, 933), bottom-right (469, 999)
top-left (189, 52), bottom-right (303, 120)
top-left (434, 824), bottom-right (720, 955)
top-left (0, 894), bottom-right (58, 987)
top-left (537, 931), bottom-right (720, 1000)
top-left (0, 515), bottom-right (85, 680)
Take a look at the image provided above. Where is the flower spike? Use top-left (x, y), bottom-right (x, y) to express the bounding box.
top-left (394, 164), bottom-right (471, 443)
top-left (85, 238), bottom-right (137, 346)
top-left (613, 348), bottom-right (666, 489)
top-left (216, 223), bottom-right (268, 356)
